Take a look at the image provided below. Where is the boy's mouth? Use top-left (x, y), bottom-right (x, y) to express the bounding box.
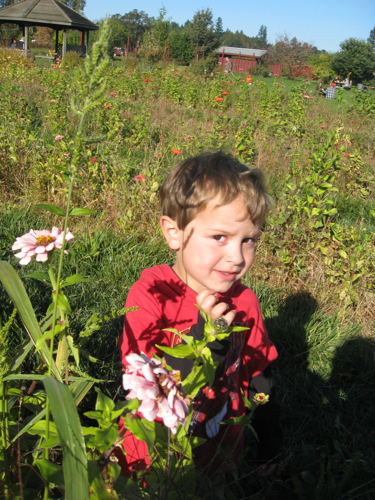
top-left (215, 270), bottom-right (237, 280)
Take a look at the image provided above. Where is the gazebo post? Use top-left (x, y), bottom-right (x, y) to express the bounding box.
top-left (55, 29), bottom-right (59, 57)
top-left (24, 25), bottom-right (29, 57)
top-left (62, 29), bottom-right (67, 59)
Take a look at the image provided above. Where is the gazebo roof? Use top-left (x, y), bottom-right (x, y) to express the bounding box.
top-left (0, 0), bottom-right (98, 31)
top-left (216, 46), bottom-right (268, 58)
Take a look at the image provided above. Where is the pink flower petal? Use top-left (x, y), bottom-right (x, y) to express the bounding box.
top-left (19, 256), bottom-right (32, 265)
top-left (36, 253), bottom-right (49, 262)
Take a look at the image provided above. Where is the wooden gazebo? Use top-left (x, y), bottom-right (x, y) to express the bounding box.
top-left (0, 0), bottom-right (98, 58)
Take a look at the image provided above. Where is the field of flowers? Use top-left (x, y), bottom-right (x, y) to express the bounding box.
top-left (0, 30), bottom-right (375, 499)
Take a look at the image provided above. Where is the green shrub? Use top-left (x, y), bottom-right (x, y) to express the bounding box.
top-left (62, 50), bottom-right (84, 67)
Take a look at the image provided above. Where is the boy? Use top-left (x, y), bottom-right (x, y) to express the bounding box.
top-left (119, 151), bottom-right (283, 477)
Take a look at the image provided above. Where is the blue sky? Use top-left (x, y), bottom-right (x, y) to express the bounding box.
top-left (83, 0), bottom-right (375, 53)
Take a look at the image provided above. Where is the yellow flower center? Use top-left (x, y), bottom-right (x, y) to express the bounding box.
top-left (36, 235), bottom-right (55, 246)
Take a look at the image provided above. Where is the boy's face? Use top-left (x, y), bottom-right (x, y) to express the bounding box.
top-left (163, 195), bottom-right (261, 294)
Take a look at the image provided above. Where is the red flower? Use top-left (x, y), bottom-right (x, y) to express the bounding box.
top-left (171, 149), bottom-right (182, 155)
top-left (215, 97), bottom-right (224, 102)
top-left (132, 62), bottom-right (136, 65)
top-left (111, 92), bottom-right (117, 97)
top-left (276, 83), bottom-right (281, 86)
top-left (91, 158), bottom-right (98, 163)
top-left (52, 80), bottom-right (56, 83)
top-left (319, 126), bottom-right (326, 129)
top-left (104, 104), bottom-right (112, 109)
top-left (222, 91), bottom-right (229, 95)
top-left (62, 71), bottom-right (66, 75)
top-left (134, 174), bottom-right (146, 182)
top-left (144, 78), bottom-right (152, 82)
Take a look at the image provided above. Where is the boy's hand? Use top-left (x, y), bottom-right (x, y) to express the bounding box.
top-left (196, 289), bottom-right (236, 327)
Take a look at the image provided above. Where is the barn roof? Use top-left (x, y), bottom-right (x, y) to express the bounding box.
top-left (216, 46), bottom-right (268, 58)
top-left (0, 0), bottom-right (98, 31)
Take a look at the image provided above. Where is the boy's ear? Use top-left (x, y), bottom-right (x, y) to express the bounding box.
top-left (160, 216), bottom-right (181, 250)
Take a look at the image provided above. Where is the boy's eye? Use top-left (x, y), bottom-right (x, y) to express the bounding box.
top-left (212, 235), bottom-right (226, 242)
top-left (243, 238), bottom-right (256, 245)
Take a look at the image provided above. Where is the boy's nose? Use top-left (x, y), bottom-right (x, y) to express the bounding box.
top-left (226, 245), bottom-right (244, 267)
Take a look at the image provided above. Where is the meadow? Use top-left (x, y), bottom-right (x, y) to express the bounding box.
top-left (0, 43), bottom-right (375, 499)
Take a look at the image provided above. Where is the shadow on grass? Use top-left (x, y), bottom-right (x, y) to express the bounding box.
top-left (236, 289), bottom-right (375, 500)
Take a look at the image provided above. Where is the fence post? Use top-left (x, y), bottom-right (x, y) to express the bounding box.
top-left (202, 49), bottom-right (204, 60)
top-left (238, 52), bottom-right (241, 73)
top-left (220, 48), bottom-right (225, 71)
top-left (167, 46), bottom-right (170, 66)
top-left (250, 53), bottom-right (255, 76)
top-left (135, 41), bottom-right (138, 61)
top-left (194, 45), bottom-right (198, 62)
top-left (126, 36), bottom-right (130, 58)
top-left (163, 40), bottom-right (167, 69)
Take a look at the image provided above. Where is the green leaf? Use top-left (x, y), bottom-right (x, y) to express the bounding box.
top-left (23, 271), bottom-right (51, 284)
top-left (35, 323), bottom-right (65, 351)
top-left (69, 208), bottom-right (97, 216)
top-left (88, 461), bottom-right (113, 500)
top-left (36, 459), bottom-right (65, 488)
top-left (66, 335), bottom-right (80, 365)
top-left (86, 425), bottom-right (118, 453)
top-left (43, 376), bottom-right (89, 500)
top-left (201, 347), bottom-right (215, 387)
top-left (6, 339), bottom-right (33, 376)
top-left (7, 379), bottom-right (93, 449)
top-left (60, 274), bottom-right (89, 288)
top-left (4, 374), bottom-right (46, 381)
top-left (182, 364), bottom-right (207, 398)
top-left (221, 415), bottom-right (249, 425)
top-left (0, 261), bottom-right (62, 381)
top-left (124, 414), bottom-right (155, 455)
top-left (35, 203), bottom-right (65, 216)
top-left (95, 388), bottom-right (115, 414)
top-left (56, 290), bottom-right (72, 314)
top-left (156, 343), bottom-right (197, 359)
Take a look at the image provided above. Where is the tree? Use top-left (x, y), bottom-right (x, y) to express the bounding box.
top-left (215, 17), bottom-right (224, 45)
top-left (332, 38), bottom-right (375, 84)
top-left (189, 9), bottom-right (218, 53)
top-left (221, 29), bottom-right (261, 49)
top-left (139, 8), bottom-right (170, 62)
top-left (59, 0), bottom-right (86, 13)
top-left (308, 52), bottom-right (335, 84)
top-left (266, 34), bottom-right (315, 77)
top-left (256, 25), bottom-right (267, 48)
top-left (120, 9), bottom-right (153, 49)
top-left (368, 27), bottom-right (375, 47)
top-left (169, 30), bottom-right (194, 64)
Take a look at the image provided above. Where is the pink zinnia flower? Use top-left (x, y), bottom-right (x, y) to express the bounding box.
top-left (12, 227), bottom-right (74, 266)
top-left (91, 158), bottom-right (98, 163)
top-left (123, 353), bottom-right (189, 434)
top-left (44, 90), bottom-right (48, 93)
top-left (134, 174), bottom-right (146, 182)
top-left (50, 99), bottom-right (56, 103)
top-left (55, 135), bottom-right (64, 141)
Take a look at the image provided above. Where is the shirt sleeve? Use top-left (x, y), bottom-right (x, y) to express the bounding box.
top-left (119, 282), bottom-right (170, 367)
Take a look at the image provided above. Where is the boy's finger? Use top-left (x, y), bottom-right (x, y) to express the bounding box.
top-left (223, 308), bottom-right (236, 327)
top-left (210, 301), bottom-right (230, 320)
top-left (196, 289), bottom-right (217, 308)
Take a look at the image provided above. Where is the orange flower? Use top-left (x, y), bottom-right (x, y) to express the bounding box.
top-left (62, 71), bottom-right (66, 75)
top-left (171, 149), bottom-right (182, 155)
top-left (144, 78), bottom-right (152, 82)
top-left (222, 91), bottom-right (229, 95)
top-left (104, 104), bottom-right (112, 109)
top-left (132, 62), bottom-right (136, 65)
top-left (215, 97), bottom-right (224, 102)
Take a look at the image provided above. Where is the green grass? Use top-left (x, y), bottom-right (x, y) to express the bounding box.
top-left (1, 205), bottom-right (374, 499)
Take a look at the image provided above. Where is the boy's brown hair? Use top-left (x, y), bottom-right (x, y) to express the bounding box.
top-left (160, 151), bottom-right (271, 229)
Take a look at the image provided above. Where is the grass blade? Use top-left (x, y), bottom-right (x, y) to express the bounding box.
top-left (43, 376), bottom-right (89, 500)
top-left (0, 261), bottom-right (62, 382)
